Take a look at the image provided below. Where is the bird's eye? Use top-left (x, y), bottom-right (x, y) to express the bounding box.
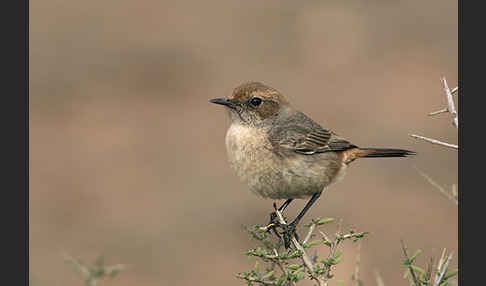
top-left (250, 97), bottom-right (262, 107)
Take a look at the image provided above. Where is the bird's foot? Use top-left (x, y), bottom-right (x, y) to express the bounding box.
top-left (264, 202), bottom-right (281, 231)
top-left (268, 211), bottom-right (279, 226)
top-left (261, 211), bottom-right (282, 239)
top-left (281, 221), bottom-right (299, 249)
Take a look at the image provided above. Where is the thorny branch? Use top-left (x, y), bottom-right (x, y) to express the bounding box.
top-left (408, 134), bottom-right (458, 150)
top-left (410, 76), bottom-right (458, 207)
top-left (441, 78), bottom-right (458, 128)
top-left (400, 240), bottom-right (421, 286)
top-left (274, 209), bottom-right (326, 286)
top-left (399, 242), bottom-right (457, 286)
top-left (432, 250), bottom-right (454, 286)
top-left (410, 77), bottom-right (458, 149)
top-left (240, 212), bottom-right (368, 286)
top-left (428, 86), bottom-right (458, 116)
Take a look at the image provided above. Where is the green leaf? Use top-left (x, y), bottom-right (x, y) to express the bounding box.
top-left (321, 257), bottom-right (340, 266)
top-left (262, 270), bottom-right (275, 280)
top-left (295, 271), bottom-right (305, 281)
top-left (107, 268), bottom-right (121, 278)
top-left (333, 250), bottom-right (343, 258)
top-left (443, 268), bottom-right (458, 281)
top-left (303, 240), bottom-right (324, 248)
top-left (91, 267), bottom-right (104, 278)
top-left (313, 218), bottom-right (334, 225)
top-left (409, 249), bottom-right (422, 263)
top-left (402, 249), bottom-right (422, 266)
top-left (106, 265), bottom-right (124, 278)
top-left (255, 247), bottom-right (267, 256)
top-left (276, 274), bottom-right (287, 286)
top-left (410, 265), bottom-right (425, 276)
top-left (95, 255), bottom-right (105, 268)
top-left (323, 240), bottom-right (332, 247)
top-left (321, 258), bottom-right (331, 266)
top-left (288, 264), bottom-right (301, 271)
top-left (288, 250), bottom-right (303, 259)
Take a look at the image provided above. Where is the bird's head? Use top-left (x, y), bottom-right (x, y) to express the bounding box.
top-left (210, 82), bottom-right (292, 125)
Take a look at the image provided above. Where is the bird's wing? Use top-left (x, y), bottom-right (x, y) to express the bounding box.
top-left (268, 112), bottom-right (357, 155)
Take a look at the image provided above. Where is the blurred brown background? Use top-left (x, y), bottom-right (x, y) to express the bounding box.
top-left (30, 0), bottom-right (457, 285)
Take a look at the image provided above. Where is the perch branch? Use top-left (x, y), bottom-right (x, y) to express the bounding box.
top-left (274, 209), bottom-right (326, 286)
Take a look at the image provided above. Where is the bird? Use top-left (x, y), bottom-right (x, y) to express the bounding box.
top-left (209, 81), bottom-right (415, 248)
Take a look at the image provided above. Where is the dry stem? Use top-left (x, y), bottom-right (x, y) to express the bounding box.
top-left (414, 166), bottom-right (458, 205)
top-left (441, 77), bottom-right (458, 128)
top-left (409, 134), bottom-right (457, 150)
top-left (354, 241), bottom-right (362, 286)
top-left (428, 86), bottom-right (458, 116)
top-left (432, 251), bottom-right (453, 286)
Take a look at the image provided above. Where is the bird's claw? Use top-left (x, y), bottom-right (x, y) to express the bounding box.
top-left (282, 222), bottom-right (298, 249)
top-left (268, 211), bottom-right (279, 226)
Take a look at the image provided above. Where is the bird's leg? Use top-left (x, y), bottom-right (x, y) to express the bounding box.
top-left (282, 191), bottom-right (323, 249)
top-left (278, 199), bottom-right (294, 212)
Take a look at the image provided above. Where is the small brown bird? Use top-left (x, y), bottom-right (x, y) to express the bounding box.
top-left (210, 82), bottom-right (415, 248)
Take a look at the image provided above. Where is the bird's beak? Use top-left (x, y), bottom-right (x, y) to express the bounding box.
top-left (209, 98), bottom-right (234, 108)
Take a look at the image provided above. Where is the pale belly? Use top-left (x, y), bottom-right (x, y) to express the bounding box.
top-left (225, 124), bottom-right (345, 199)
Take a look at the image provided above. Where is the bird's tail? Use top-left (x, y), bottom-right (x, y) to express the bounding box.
top-left (356, 148), bottom-right (416, 158)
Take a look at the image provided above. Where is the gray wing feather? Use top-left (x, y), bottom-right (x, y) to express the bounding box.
top-left (268, 112), bottom-right (357, 155)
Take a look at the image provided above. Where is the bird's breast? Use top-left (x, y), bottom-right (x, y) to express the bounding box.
top-left (224, 123), bottom-right (331, 199)
top-left (225, 124), bottom-right (274, 182)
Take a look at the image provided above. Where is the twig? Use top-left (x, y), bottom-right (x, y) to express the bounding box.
top-left (428, 108), bottom-right (448, 116)
top-left (441, 77), bottom-right (458, 128)
top-left (374, 269), bottom-right (386, 286)
top-left (425, 257), bottom-right (434, 282)
top-left (450, 86), bottom-right (458, 95)
top-left (236, 274), bottom-right (277, 285)
top-left (428, 86), bottom-right (458, 116)
top-left (303, 223), bottom-right (316, 245)
top-left (272, 248), bottom-right (293, 285)
top-left (435, 249), bottom-right (446, 281)
top-left (409, 134), bottom-right (458, 150)
top-left (432, 252), bottom-right (453, 286)
top-left (414, 166), bottom-right (458, 205)
top-left (354, 241), bottom-right (362, 286)
top-left (400, 240), bottom-right (421, 286)
top-left (341, 232), bottom-right (369, 240)
top-left (274, 209), bottom-right (326, 286)
top-left (321, 222), bottom-right (367, 284)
